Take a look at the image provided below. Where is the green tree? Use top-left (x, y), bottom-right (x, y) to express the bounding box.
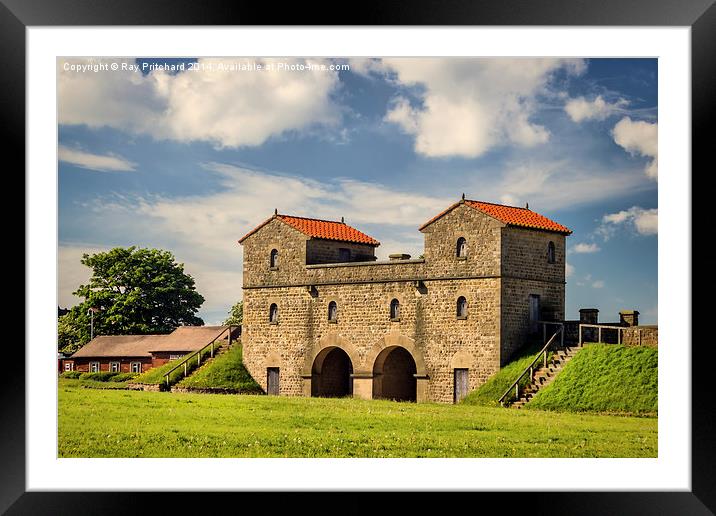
top-left (58, 247), bottom-right (205, 353)
top-left (223, 301), bottom-right (243, 326)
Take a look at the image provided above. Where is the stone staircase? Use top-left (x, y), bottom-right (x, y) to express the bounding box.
top-left (511, 345), bottom-right (580, 409)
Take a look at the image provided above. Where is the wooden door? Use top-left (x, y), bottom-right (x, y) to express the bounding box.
top-left (529, 294), bottom-right (540, 333)
top-left (453, 368), bottom-right (469, 403)
top-left (267, 367), bottom-right (280, 395)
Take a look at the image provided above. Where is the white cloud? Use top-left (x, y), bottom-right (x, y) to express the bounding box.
top-left (374, 58), bottom-right (585, 158)
top-left (59, 58), bottom-right (342, 148)
top-left (384, 97), bottom-right (419, 134)
top-left (612, 117), bottom-right (658, 180)
top-left (58, 145), bottom-right (136, 172)
top-left (592, 280), bottom-right (605, 289)
top-left (566, 263), bottom-right (575, 278)
top-left (597, 206), bottom-right (658, 240)
top-left (571, 242), bottom-right (601, 254)
top-left (470, 160), bottom-right (654, 211)
top-left (58, 245), bottom-right (109, 307)
top-left (68, 164), bottom-right (454, 319)
top-left (564, 95), bottom-right (627, 122)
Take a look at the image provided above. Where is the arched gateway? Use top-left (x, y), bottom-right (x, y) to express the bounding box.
top-left (372, 346), bottom-right (417, 402)
top-left (303, 333), bottom-right (360, 398)
top-left (366, 333), bottom-right (426, 403)
top-left (311, 346), bottom-right (353, 397)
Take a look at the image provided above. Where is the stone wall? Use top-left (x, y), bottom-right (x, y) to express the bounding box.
top-left (421, 203), bottom-right (502, 278)
top-left (240, 202), bottom-right (567, 404)
top-left (243, 274), bottom-right (502, 403)
top-left (622, 326), bottom-right (658, 347)
top-left (242, 217), bottom-right (310, 288)
top-left (306, 239), bottom-right (376, 265)
top-left (563, 319), bottom-right (658, 347)
top-left (305, 259), bottom-right (426, 285)
top-left (501, 227), bottom-right (566, 284)
top-left (501, 277), bottom-right (565, 362)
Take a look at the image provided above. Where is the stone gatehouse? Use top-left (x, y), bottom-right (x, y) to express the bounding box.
top-left (238, 198), bottom-right (571, 403)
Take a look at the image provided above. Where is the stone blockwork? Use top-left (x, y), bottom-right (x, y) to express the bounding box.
top-left (501, 277), bottom-right (565, 363)
top-left (240, 200), bottom-right (569, 403)
top-left (622, 326), bottom-right (658, 347)
top-left (306, 240), bottom-right (376, 265)
top-left (563, 309), bottom-right (658, 347)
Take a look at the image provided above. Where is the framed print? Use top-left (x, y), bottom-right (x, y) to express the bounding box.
top-left (6, 0), bottom-right (712, 513)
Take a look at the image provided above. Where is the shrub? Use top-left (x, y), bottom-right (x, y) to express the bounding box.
top-left (110, 372), bottom-right (139, 382)
top-left (79, 371), bottom-right (120, 382)
top-left (60, 371), bottom-right (82, 379)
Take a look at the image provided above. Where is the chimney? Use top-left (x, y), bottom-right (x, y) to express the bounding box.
top-left (579, 308), bottom-right (599, 325)
top-left (389, 253), bottom-right (412, 261)
top-left (619, 310), bottom-right (640, 327)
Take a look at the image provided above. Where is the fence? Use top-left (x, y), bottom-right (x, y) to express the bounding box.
top-left (578, 323), bottom-right (658, 347)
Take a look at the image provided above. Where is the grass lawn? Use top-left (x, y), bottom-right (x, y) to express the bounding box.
top-left (58, 379), bottom-right (657, 458)
top-left (527, 344), bottom-right (658, 415)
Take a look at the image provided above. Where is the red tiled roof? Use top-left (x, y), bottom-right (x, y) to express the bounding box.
top-left (419, 199), bottom-right (572, 235)
top-left (70, 326), bottom-right (231, 358)
top-left (238, 214), bottom-right (380, 246)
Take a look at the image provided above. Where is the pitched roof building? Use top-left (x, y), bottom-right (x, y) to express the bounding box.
top-left (62, 326), bottom-right (235, 374)
top-left (239, 197), bottom-right (571, 403)
top-left (239, 214), bottom-right (380, 246)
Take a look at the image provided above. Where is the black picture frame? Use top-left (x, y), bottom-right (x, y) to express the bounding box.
top-left (6, 0), bottom-right (710, 513)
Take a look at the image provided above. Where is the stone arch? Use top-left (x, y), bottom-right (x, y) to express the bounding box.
top-left (367, 333), bottom-right (427, 403)
top-left (449, 350), bottom-right (474, 370)
top-left (364, 333), bottom-right (426, 376)
top-left (311, 347), bottom-right (354, 397)
top-left (302, 332), bottom-right (361, 376)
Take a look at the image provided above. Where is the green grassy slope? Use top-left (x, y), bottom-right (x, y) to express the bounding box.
top-left (175, 344), bottom-right (262, 393)
top-left (58, 382), bottom-right (657, 458)
top-left (526, 344), bottom-right (657, 415)
top-left (132, 345), bottom-right (219, 386)
top-left (462, 343), bottom-right (552, 407)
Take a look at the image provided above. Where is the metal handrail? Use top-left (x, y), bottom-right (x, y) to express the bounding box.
top-left (498, 326), bottom-right (563, 406)
top-left (536, 320), bottom-right (564, 347)
top-left (578, 323), bottom-right (627, 346)
top-left (163, 325), bottom-right (233, 387)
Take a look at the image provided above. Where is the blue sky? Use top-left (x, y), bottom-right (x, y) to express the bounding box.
top-left (58, 57), bottom-right (658, 325)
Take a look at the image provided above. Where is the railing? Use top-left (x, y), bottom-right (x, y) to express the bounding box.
top-left (498, 325), bottom-right (564, 407)
top-left (163, 325), bottom-right (234, 387)
top-left (536, 320), bottom-right (564, 347)
top-left (578, 323), bottom-right (626, 346)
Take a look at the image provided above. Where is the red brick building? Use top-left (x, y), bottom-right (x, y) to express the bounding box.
top-left (61, 326), bottom-right (237, 374)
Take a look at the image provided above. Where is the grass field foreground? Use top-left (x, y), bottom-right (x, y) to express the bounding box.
top-left (58, 380), bottom-right (657, 458)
